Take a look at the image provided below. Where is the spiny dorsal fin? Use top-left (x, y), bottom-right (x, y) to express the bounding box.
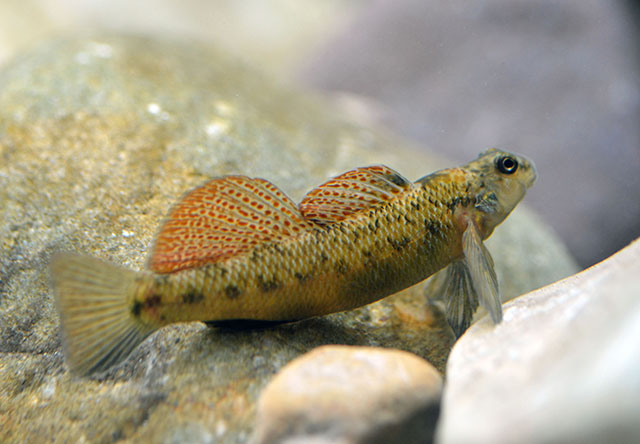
top-left (149, 176), bottom-right (315, 273)
top-left (299, 165), bottom-right (413, 224)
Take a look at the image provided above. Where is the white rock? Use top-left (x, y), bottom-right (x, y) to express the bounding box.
top-left (437, 239), bottom-right (640, 444)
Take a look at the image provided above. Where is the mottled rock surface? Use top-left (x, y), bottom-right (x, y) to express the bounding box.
top-left (0, 36), bottom-right (576, 443)
top-left (254, 345), bottom-right (442, 444)
top-left (437, 239), bottom-right (640, 444)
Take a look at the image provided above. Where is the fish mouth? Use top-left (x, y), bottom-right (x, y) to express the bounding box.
top-left (526, 169), bottom-right (537, 188)
top-left (524, 159), bottom-right (538, 189)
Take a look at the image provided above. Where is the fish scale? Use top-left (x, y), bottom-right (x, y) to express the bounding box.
top-left (51, 148), bottom-right (536, 375)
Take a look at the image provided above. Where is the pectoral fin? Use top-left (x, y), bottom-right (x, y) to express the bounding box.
top-left (427, 221), bottom-right (502, 337)
top-left (427, 261), bottom-right (479, 337)
top-left (462, 220), bottom-right (502, 325)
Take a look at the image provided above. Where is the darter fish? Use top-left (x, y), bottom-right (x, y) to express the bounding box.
top-left (51, 148), bottom-right (536, 375)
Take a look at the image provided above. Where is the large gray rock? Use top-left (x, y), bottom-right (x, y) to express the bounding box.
top-left (254, 345), bottom-right (442, 444)
top-left (0, 36), bottom-right (576, 443)
top-left (437, 239), bottom-right (640, 444)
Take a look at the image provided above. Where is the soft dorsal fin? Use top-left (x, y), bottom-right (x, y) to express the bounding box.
top-left (149, 176), bottom-right (315, 273)
top-left (299, 165), bottom-right (413, 224)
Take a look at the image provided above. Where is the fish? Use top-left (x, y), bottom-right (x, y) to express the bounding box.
top-left (50, 148), bottom-right (536, 375)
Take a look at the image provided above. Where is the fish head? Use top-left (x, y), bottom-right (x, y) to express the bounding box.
top-left (465, 148), bottom-right (537, 237)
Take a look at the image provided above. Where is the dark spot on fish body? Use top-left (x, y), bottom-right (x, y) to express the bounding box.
top-left (447, 197), bottom-right (461, 211)
top-left (294, 272), bottom-right (311, 282)
top-left (132, 294), bottom-right (162, 317)
top-left (250, 249), bottom-right (263, 262)
top-left (131, 300), bottom-right (143, 317)
top-left (387, 235), bottom-right (410, 252)
top-left (312, 226), bottom-right (326, 236)
top-left (360, 245), bottom-right (380, 269)
top-left (146, 294), bottom-right (162, 308)
top-left (214, 263), bottom-right (228, 277)
top-left (320, 251), bottom-right (329, 263)
top-left (257, 275), bottom-right (280, 292)
top-left (425, 221), bottom-right (440, 236)
top-left (225, 284), bottom-right (241, 299)
top-left (335, 258), bottom-right (350, 275)
top-left (182, 290), bottom-right (204, 304)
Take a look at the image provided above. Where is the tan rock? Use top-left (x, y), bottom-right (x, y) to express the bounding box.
top-left (254, 345), bottom-right (442, 444)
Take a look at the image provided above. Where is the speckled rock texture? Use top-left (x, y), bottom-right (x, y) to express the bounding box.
top-left (0, 36), bottom-right (576, 443)
top-left (254, 345), bottom-right (442, 444)
top-left (437, 239), bottom-right (640, 444)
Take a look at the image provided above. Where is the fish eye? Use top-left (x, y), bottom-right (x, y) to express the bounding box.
top-left (496, 156), bottom-right (518, 174)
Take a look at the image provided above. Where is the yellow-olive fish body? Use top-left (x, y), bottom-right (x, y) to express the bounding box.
top-left (51, 149), bottom-right (536, 374)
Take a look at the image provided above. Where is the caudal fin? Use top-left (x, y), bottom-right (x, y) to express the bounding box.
top-left (50, 253), bottom-right (157, 375)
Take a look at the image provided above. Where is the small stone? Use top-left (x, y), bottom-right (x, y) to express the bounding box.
top-left (437, 239), bottom-right (640, 444)
top-left (254, 345), bottom-right (443, 444)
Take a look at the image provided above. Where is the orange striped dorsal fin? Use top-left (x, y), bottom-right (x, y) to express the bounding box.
top-left (149, 176), bottom-right (315, 273)
top-left (299, 165), bottom-right (413, 225)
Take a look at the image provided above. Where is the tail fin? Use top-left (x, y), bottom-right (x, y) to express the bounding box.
top-left (50, 253), bottom-right (157, 375)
